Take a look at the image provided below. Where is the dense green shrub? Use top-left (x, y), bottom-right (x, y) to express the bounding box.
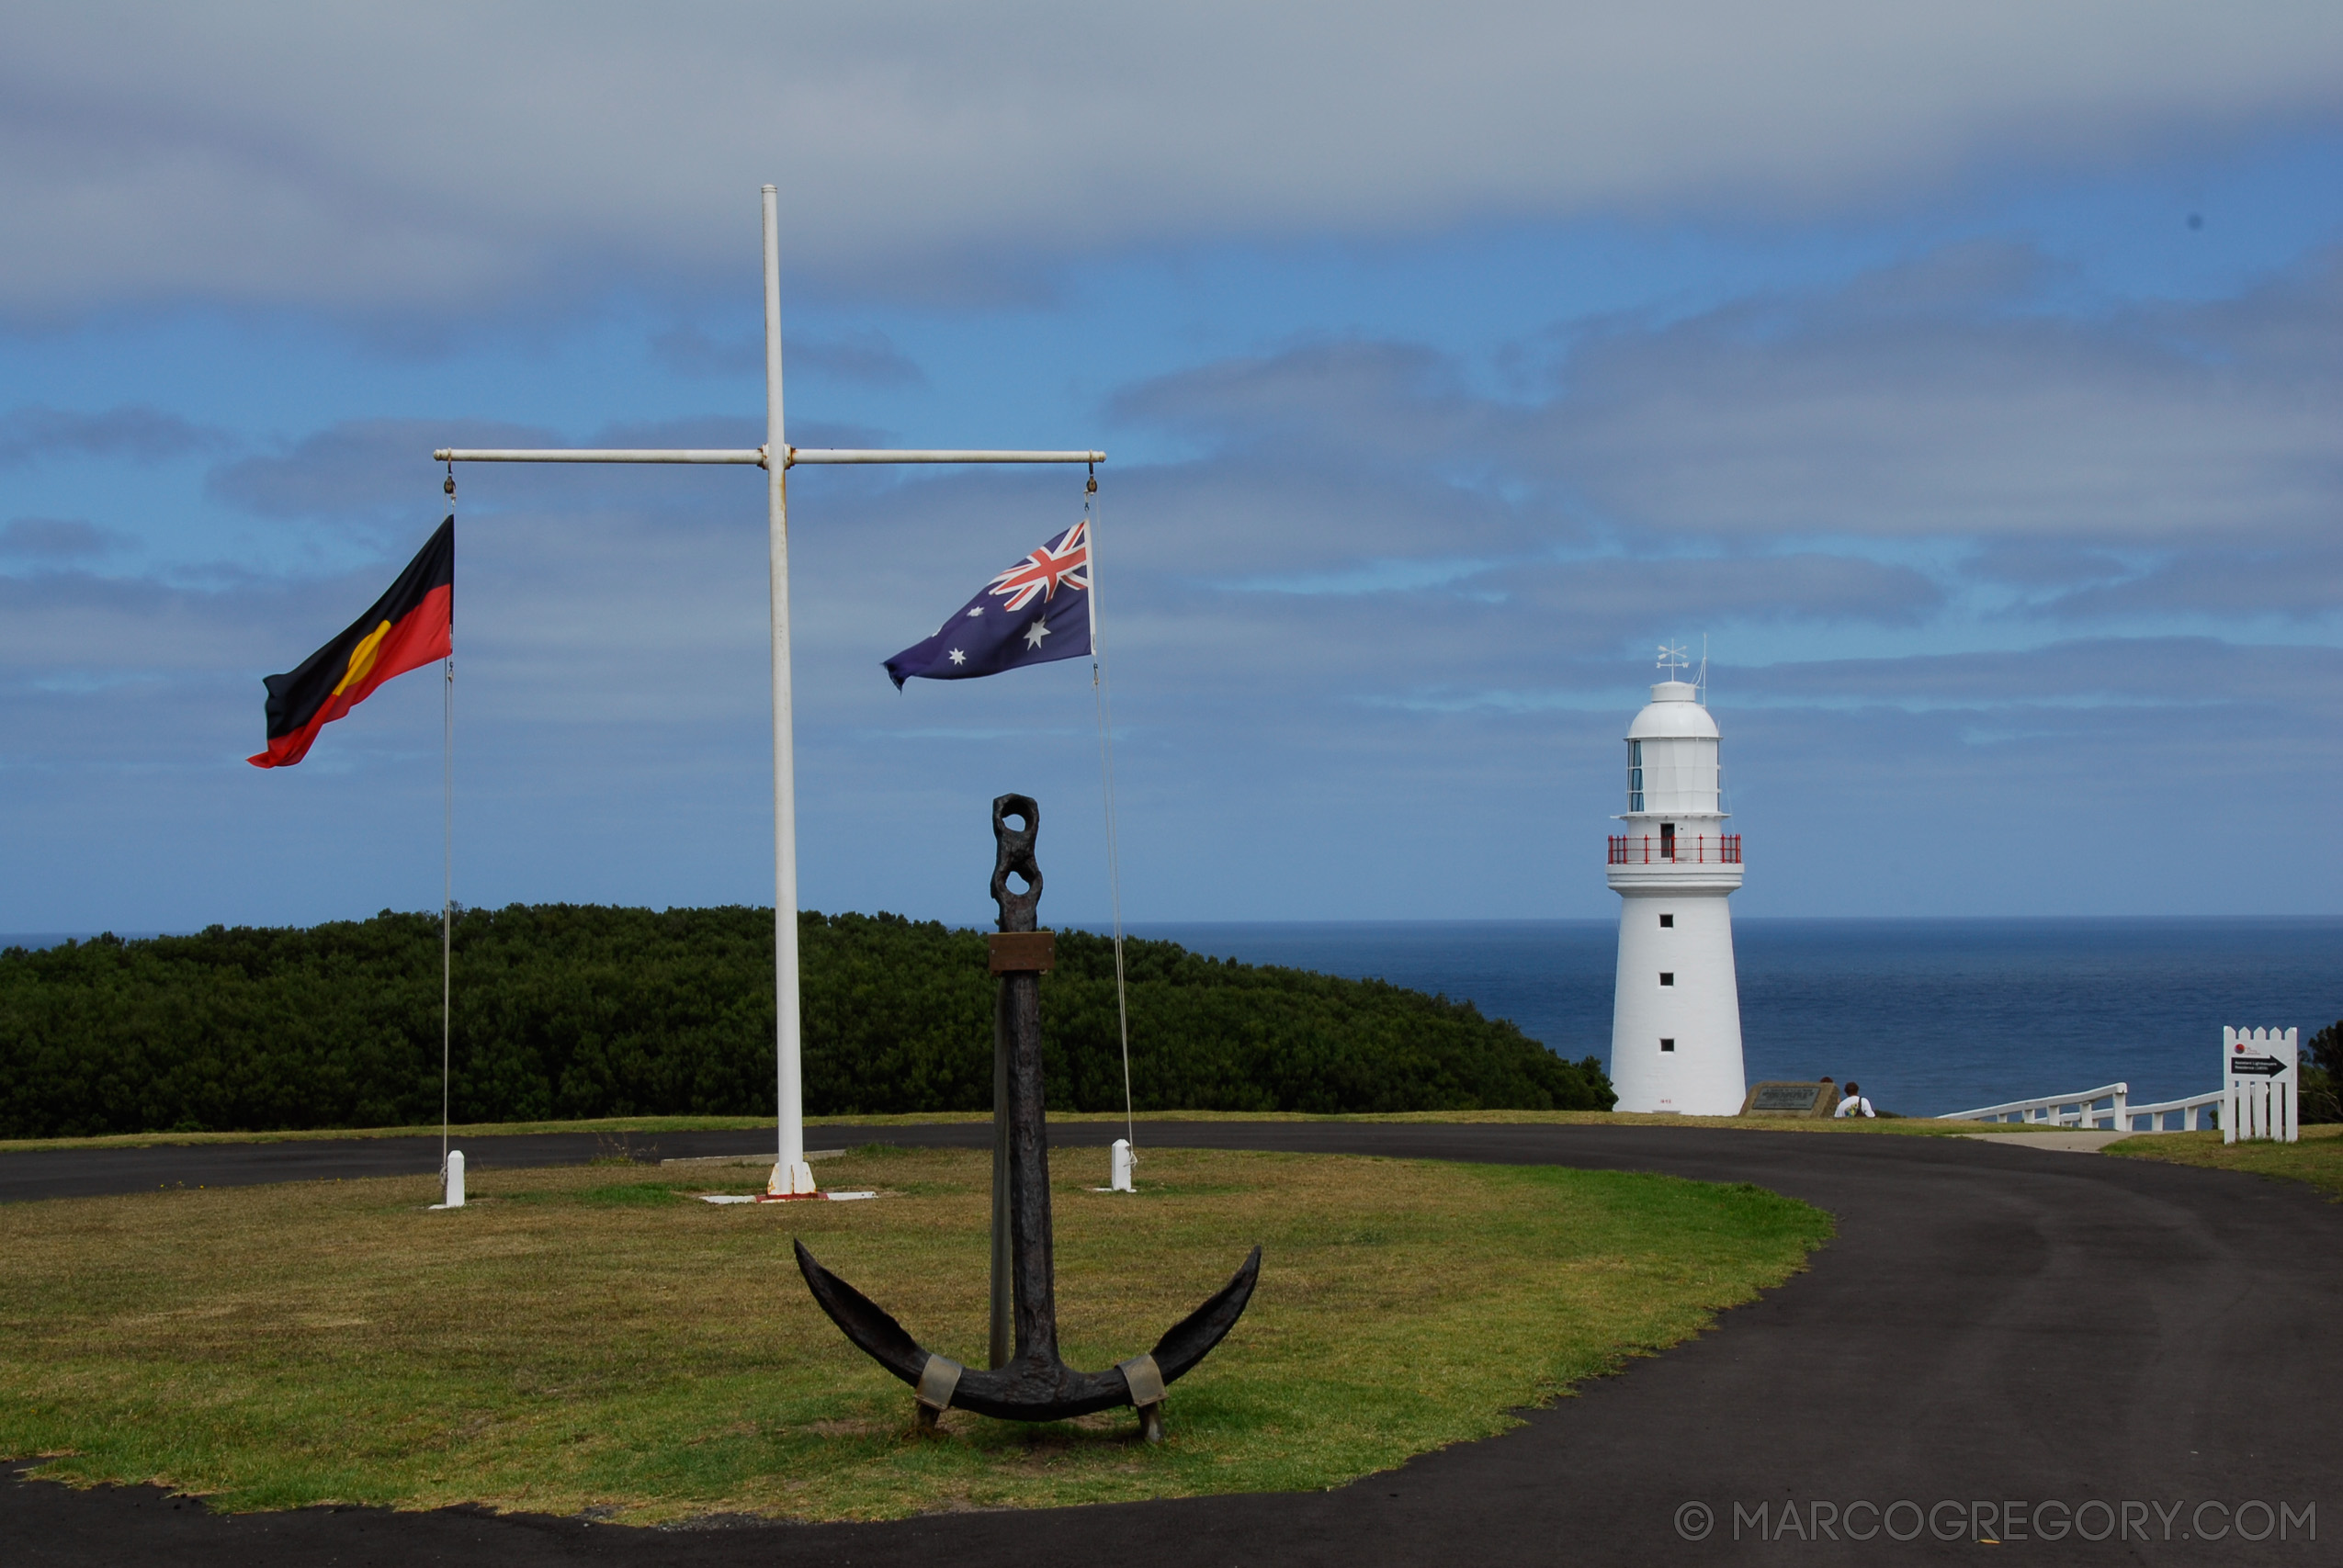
top-left (2303, 1021), bottom-right (2343, 1124)
top-left (0, 908), bottom-right (1613, 1137)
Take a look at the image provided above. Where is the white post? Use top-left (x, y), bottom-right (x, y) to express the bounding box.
top-left (1111, 1137), bottom-right (1135, 1192)
top-left (438, 1148), bottom-right (466, 1209)
top-left (2224, 1026), bottom-right (2300, 1145)
top-left (764, 185), bottom-right (815, 1199)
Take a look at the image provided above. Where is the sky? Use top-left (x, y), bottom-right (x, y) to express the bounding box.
top-left (4, 2), bottom-right (2342, 933)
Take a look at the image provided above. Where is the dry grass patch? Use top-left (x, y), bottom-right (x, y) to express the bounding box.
top-left (0, 1145), bottom-right (1828, 1523)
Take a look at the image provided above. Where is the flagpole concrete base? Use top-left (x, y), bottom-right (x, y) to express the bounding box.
top-left (767, 1159), bottom-right (818, 1197)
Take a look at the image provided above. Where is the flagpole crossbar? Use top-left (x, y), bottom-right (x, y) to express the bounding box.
top-left (432, 447), bottom-right (1104, 468)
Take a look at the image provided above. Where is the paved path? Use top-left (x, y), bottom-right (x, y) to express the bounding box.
top-left (6, 1123), bottom-right (2337, 1565)
top-left (1951, 1129), bottom-right (2141, 1154)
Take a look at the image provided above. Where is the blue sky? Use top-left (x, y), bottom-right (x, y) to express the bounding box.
top-left (5, 3), bottom-right (2343, 932)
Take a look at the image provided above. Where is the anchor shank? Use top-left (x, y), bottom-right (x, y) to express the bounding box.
top-left (796, 790), bottom-right (1257, 1431)
top-left (989, 989), bottom-right (1013, 1370)
top-left (1003, 964), bottom-right (1059, 1366)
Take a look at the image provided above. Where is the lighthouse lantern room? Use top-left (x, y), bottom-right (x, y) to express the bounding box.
top-left (1606, 649), bottom-right (1747, 1115)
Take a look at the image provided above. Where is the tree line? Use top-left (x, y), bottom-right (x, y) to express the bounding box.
top-left (0, 906), bottom-right (1615, 1138)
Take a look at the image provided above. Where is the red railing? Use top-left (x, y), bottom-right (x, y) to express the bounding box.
top-left (1608, 833), bottom-right (1741, 865)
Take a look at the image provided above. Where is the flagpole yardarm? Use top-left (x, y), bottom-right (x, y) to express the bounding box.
top-left (429, 447), bottom-right (1104, 467)
top-left (433, 185), bottom-right (1105, 1204)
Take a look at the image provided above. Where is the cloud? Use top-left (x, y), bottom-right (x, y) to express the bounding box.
top-left (5, 3), bottom-right (2343, 313)
top-left (1105, 245), bottom-right (2343, 628)
top-left (2040, 546), bottom-right (2343, 620)
top-left (0, 404), bottom-right (225, 467)
top-left (0, 516), bottom-right (130, 560)
top-left (652, 325), bottom-right (924, 388)
top-left (1521, 250), bottom-right (2343, 546)
top-left (1732, 637), bottom-right (2343, 710)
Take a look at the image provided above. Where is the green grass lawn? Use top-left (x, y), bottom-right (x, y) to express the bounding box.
top-left (0, 1144), bottom-right (1829, 1523)
top-left (0, 1107), bottom-right (1991, 1156)
top-left (2106, 1122), bottom-right (2343, 1201)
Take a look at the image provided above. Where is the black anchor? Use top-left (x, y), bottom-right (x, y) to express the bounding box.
top-left (795, 794), bottom-right (1259, 1438)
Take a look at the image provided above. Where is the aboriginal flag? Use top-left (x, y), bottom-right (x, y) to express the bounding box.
top-left (248, 517), bottom-right (453, 768)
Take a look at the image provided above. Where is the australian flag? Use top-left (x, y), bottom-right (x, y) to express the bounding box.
top-left (885, 518), bottom-right (1092, 688)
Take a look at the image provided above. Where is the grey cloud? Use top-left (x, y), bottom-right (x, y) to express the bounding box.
top-left (1964, 540), bottom-right (2132, 589)
top-left (0, 516), bottom-right (130, 560)
top-left (1528, 258), bottom-right (2343, 543)
top-left (1112, 342), bottom-right (1471, 459)
top-left (0, 570), bottom-right (293, 675)
top-left (649, 326), bottom-right (762, 378)
top-left (0, 404), bottom-right (225, 467)
top-left (6, 5), bottom-right (2343, 313)
top-left (1506, 553), bottom-right (1944, 629)
top-left (2043, 547), bottom-right (2343, 620)
top-left (7, 450), bottom-right (2333, 925)
top-left (1730, 637), bottom-right (2343, 710)
top-left (795, 331), bottom-right (925, 389)
top-left (651, 326), bottom-right (924, 388)
top-left (1105, 249), bottom-right (2343, 627)
top-left (206, 418), bottom-right (563, 530)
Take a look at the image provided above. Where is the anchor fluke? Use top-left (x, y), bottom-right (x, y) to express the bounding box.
top-left (796, 1238), bottom-right (1261, 1423)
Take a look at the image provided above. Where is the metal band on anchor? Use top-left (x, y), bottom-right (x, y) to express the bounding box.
top-left (916, 1352), bottom-right (964, 1412)
top-left (1117, 1353), bottom-right (1166, 1408)
top-left (988, 931), bottom-right (1056, 973)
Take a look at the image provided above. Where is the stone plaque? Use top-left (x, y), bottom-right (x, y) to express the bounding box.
top-left (1740, 1081), bottom-right (1835, 1117)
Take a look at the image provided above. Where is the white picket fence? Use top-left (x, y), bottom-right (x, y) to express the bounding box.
top-left (2223, 1027), bottom-right (2299, 1145)
top-left (1935, 1026), bottom-right (2302, 1142)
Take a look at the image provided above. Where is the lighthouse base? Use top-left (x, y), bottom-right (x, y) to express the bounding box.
top-left (1607, 884), bottom-right (1747, 1116)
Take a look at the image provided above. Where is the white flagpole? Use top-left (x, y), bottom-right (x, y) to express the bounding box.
top-left (441, 478), bottom-right (456, 1180)
top-left (434, 186), bottom-right (1104, 1202)
top-left (1083, 475), bottom-right (1138, 1154)
top-left (764, 186), bottom-right (815, 1198)
top-left (441, 656), bottom-right (453, 1171)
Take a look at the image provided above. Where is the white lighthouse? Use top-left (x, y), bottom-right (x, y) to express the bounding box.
top-left (1606, 652), bottom-right (1747, 1115)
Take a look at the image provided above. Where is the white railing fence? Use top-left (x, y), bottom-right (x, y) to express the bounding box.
top-left (1937, 1083), bottom-right (2141, 1130)
top-left (1937, 1083), bottom-right (2224, 1132)
top-left (1934, 1027), bottom-right (2302, 1142)
top-left (2122, 1089), bottom-right (2225, 1133)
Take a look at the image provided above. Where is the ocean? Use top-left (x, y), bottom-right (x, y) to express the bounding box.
top-left (1122, 919), bottom-right (2343, 1118)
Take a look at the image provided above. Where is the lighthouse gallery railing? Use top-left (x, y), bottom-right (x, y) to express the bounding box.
top-left (1608, 833), bottom-right (1741, 865)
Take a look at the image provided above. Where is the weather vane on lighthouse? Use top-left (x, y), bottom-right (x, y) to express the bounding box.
top-left (1657, 642), bottom-right (1691, 678)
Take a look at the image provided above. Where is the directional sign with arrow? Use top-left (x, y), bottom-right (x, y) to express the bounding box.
top-left (2229, 1055), bottom-right (2289, 1077)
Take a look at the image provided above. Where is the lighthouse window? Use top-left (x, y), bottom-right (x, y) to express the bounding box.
top-left (1660, 1038), bottom-right (1676, 1053)
top-left (1627, 740), bottom-right (1644, 812)
top-left (1659, 972), bottom-right (1675, 987)
top-left (1659, 822), bottom-right (1676, 860)
top-left (1658, 914), bottom-right (1674, 929)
